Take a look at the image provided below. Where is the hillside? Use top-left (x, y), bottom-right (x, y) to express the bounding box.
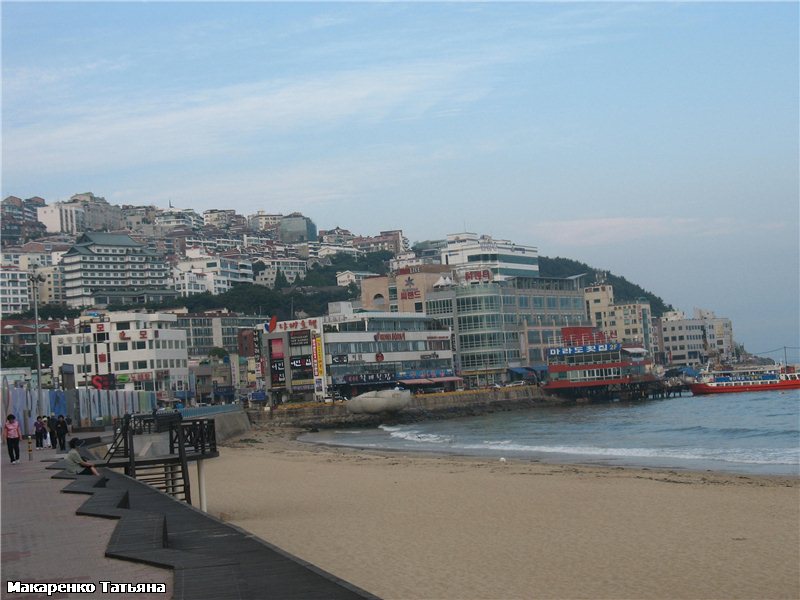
top-left (538, 256), bottom-right (672, 316)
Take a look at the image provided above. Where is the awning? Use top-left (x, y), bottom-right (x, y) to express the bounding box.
top-left (398, 378), bottom-right (433, 385)
top-left (622, 347), bottom-right (647, 355)
top-left (427, 376), bottom-right (463, 383)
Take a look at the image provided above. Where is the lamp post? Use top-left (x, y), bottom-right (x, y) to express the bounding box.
top-left (29, 269), bottom-right (45, 418)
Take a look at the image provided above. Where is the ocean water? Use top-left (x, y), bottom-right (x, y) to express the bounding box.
top-left (299, 391), bottom-right (800, 476)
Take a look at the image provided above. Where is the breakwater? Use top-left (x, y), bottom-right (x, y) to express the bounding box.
top-left (247, 387), bottom-right (570, 429)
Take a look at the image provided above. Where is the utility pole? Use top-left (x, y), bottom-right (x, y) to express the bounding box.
top-left (30, 269), bottom-right (44, 418)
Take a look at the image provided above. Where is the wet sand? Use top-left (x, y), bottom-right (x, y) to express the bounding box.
top-left (198, 426), bottom-right (800, 600)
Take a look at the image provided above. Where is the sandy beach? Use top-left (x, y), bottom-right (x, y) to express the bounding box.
top-left (198, 426), bottom-right (800, 600)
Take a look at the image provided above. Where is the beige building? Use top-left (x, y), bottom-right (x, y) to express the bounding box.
top-left (584, 283), bottom-right (654, 353)
top-left (361, 265), bottom-right (453, 313)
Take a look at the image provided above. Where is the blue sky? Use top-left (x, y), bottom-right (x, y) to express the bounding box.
top-left (3, 2), bottom-right (798, 361)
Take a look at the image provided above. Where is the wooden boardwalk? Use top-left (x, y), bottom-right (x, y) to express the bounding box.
top-left (49, 459), bottom-right (378, 600)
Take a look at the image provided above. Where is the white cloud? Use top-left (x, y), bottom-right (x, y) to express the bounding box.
top-left (3, 58), bottom-right (487, 177)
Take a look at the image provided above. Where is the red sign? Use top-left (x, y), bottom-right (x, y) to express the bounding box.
top-left (464, 269), bottom-right (492, 282)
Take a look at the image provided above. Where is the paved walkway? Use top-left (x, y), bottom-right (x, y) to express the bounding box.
top-left (1, 443), bottom-right (172, 600)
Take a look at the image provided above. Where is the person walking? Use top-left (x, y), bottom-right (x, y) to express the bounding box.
top-left (55, 415), bottom-right (69, 452)
top-left (33, 416), bottom-right (46, 449)
top-left (47, 415), bottom-right (58, 450)
top-left (3, 414), bottom-right (22, 464)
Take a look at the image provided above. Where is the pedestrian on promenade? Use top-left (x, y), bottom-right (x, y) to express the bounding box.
top-left (55, 415), bottom-right (69, 451)
top-left (33, 416), bottom-right (46, 449)
top-left (64, 438), bottom-right (100, 476)
top-left (47, 415), bottom-right (58, 449)
top-left (3, 414), bottom-right (21, 464)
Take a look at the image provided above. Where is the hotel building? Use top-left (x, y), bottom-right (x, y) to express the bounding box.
top-left (51, 312), bottom-right (189, 399)
top-left (61, 232), bottom-right (173, 308)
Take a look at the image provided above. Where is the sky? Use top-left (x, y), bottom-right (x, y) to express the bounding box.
top-left (2, 2), bottom-right (798, 362)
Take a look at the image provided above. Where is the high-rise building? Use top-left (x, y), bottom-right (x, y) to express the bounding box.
top-left (61, 232), bottom-right (172, 308)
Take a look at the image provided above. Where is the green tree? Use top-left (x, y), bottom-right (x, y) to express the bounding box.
top-left (208, 347), bottom-right (229, 359)
top-left (273, 269), bottom-right (289, 290)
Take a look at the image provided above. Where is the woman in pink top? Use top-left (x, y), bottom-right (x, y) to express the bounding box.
top-left (3, 414), bottom-right (21, 464)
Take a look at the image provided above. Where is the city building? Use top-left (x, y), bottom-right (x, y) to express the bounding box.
top-left (318, 227), bottom-right (355, 245)
top-left (203, 209), bottom-right (243, 229)
top-left (425, 274), bottom-right (588, 387)
top-left (260, 302), bottom-right (456, 402)
top-left (37, 202), bottom-right (86, 235)
top-left (657, 309), bottom-right (735, 367)
top-left (32, 265), bottom-right (65, 305)
top-left (155, 209), bottom-right (204, 231)
top-left (173, 254), bottom-right (253, 295)
top-left (50, 311), bottom-right (189, 399)
top-left (252, 258), bottom-right (307, 288)
top-left (335, 270), bottom-right (380, 289)
top-left (61, 232), bottom-right (172, 308)
top-left (0, 266), bottom-right (32, 314)
top-left (1, 196), bottom-right (47, 247)
top-left (440, 232), bottom-right (539, 281)
top-left (352, 229), bottom-right (408, 255)
top-left (584, 283), bottom-right (654, 354)
top-left (171, 310), bottom-right (266, 358)
top-left (248, 211), bottom-right (283, 232)
top-left (69, 193), bottom-right (124, 231)
top-left (0, 318), bottom-right (66, 363)
top-left (277, 213), bottom-right (317, 244)
top-left (361, 265), bottom-right (454, 313)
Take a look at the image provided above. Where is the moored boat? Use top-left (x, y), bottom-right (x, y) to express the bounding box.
top-left (689, 366), bottom-right (800, 395)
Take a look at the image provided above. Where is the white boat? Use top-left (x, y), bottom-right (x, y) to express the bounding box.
top-left (346, 389), bottom-right (411, 414)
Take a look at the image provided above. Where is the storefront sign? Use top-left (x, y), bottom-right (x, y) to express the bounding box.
top-left (343, 372), bottom-right (395, 384)
top-left (548, 343), bottom-right (621, 356)
top-left (464, 269), bottom-right (492, 283)
top-left (270, 359), bottom-right (286, 386)
top-left (289, 330), bottom-right (311, 347)
top-left (274, 319), bottom-right (318, 332)
top-left (373, 332), bottom-right (406, 342)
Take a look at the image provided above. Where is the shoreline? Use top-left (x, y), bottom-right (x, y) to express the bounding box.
top-left (236, 424), bottom-right (800, 487)
top-left (197, 425), bottom-right (800, 600)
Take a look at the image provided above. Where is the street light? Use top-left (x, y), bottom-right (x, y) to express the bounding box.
top-left (29, 269), bottom-right (45, 418)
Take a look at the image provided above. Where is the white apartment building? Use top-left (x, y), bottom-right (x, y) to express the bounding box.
top-left (248, 211), bottom-right (282, 231)
top-left (61, 232), bottom-right (171, 308)
top-left (0, 266), bottom-right (31, 314)
top-left (173, 270), bottom-right (215, 297)
top-left (253, 258), bottom-right (307, 288)
top-left (203, 209), bottom-right (238, 228)
top-left (441, 232), bottom-right (539, 281)
top-left (51, 312), bottom-right (189, 397)
top-left (38, 203), bottom-right (86, 235)
top-left (174, 255), bottom-right (253, 295)
top-left (336, 270), bottom-right (379, 288)
top-left (659, 309), bottom-right (735, 367)
top-left (155, 209), bottom-right (203, 230)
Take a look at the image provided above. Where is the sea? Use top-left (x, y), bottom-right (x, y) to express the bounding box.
top-left (299, 390), bottom-right (800, 476)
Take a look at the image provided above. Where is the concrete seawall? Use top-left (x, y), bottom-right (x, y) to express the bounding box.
top-left (248, 387), bottom-right (569, 429)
